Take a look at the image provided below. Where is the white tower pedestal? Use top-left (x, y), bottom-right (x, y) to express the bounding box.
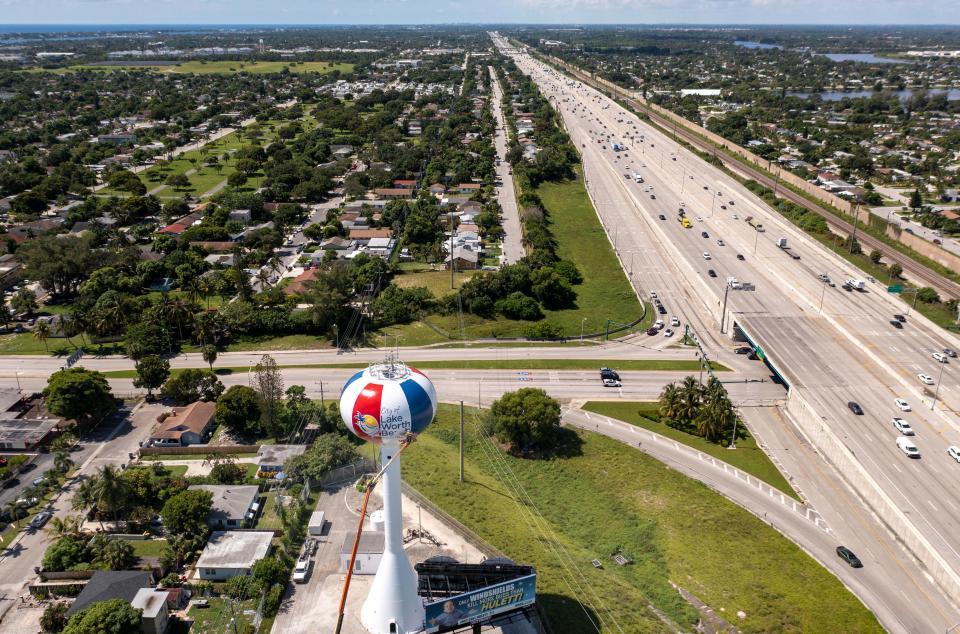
top-left (361, 439), bottom-right (423, 634)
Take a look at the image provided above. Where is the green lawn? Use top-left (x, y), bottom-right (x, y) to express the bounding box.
top-left (187, 598), bottom-right (260, 633)
top-left (581, 401), bottom-right (798, 500)
top-left (129, 538), bottom-right (168, 558)
top-left (403, 404), bottom-right (880, 633)
top-left (255, 492), bottom-right (284, 529)
top-left (394, 269), bottom-right (478, 297)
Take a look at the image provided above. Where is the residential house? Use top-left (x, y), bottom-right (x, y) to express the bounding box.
top-left (364, 237), bottom-right (396, 259)
top-left (158, 212), bottom-right (203, 237)
top-left (428, 183), bottom-right (446, 196)
top-left (392, 179), bottom-right (417, 189)
top-left (373, 188), bottom-right (414, 199)
top-left (445, 246), bottom-right (479, 270)
top-left (196, 531), bottom-right (274, 581)
top-left (348, 228), bottom-right (393, 241)
top-left (457, 183), bottom-right (481, 195)
top-left (97, 133), bottom-right (138, 145)
top-left (228, 209), bottom-right (252, 224)
top-left (0, 417), bottom-right (60, 451)
top-left (257, 444), bottom-right (306, 476)
top-left (190, 485), bottom-right (261, 529)
top-left (65, 571), bottom-right (154, 618)
top-left (330, 145), bottom-right (354, 160)
top-left (282, 268), bottom-right (321, 295)
top-left (0, 253), bottom-right (22, 291)
top-left (150, 401), bottom-right (215, 447)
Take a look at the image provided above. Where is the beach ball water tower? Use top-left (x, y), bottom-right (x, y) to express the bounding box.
top-left (340, 356), bottom-right (437, 634)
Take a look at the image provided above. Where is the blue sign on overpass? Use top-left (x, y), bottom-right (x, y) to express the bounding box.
top-left (733, 322), bottom-right (790, 389)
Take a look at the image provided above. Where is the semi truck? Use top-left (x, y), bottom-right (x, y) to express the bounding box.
top-left (612, 143), bottom-right (624, 152)
top-left (777, 238), bottom-right (800, 260)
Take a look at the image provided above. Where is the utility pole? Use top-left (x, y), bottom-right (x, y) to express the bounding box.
top-left (729, 413), bottom-right (738, 450)
top-left (319, 380), bottom-right (325, 404)
top-left (450, 216), bottom-right (456, 289)
top-left (848, 204), bottom-right (860, 254)
top-left (818, 278), bottom-right (827, 315)
top-left (753, 228), bottom-right (760, 255)
top-left (459, 401), bottom-right (465, 482)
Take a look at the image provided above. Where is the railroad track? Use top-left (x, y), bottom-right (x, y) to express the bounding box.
top-left (557, 59), bottom-right (960, 300)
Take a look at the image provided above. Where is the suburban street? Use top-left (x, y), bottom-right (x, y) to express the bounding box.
top-left (488, 66), bottom-right (526, 266)
top-left (493, 32), bottom-right (960, 632)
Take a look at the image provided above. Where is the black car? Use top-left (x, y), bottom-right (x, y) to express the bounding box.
top-left (836, 546), bottom-right (863, 568)
top-left (600, 367), bottom-right (620, 381)
top-left (707, 269), bottom-right (717, 278)
top-left (889, 320), bottom-right (903, 329)
top-left (945, 348), bottom-right (958, 358)
top-left (893, 314), bottom-right (906, 323)
top-left (657, 305), bottom-right (667, 315)
top-left (847, 401), bottom-right (864, 415)
top-left (658, 214), bottom-right (666, 220)
top-left (734, 346), bottom-right (752, 355)
top-left (646, 327), bottom-right (659, 336)
top-left (736, 254), bottom-right (745, 261)
top-left (701, 231), bottom-right (709, 238)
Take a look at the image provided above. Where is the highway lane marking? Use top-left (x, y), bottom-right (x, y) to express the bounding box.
top-left (928, 500), bottom-right (938, 512)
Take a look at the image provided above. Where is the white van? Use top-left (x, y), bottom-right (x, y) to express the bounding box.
top-left (896, 436), bottom-right (920, 458)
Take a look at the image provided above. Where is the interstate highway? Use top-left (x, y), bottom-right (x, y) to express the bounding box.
top-left (493, 33), bottom-right (960, 631)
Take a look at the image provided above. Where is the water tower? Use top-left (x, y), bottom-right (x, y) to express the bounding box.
top-left (340, 357), bottom-right (437, 634)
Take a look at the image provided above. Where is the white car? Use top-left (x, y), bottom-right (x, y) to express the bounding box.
top-left (696, 216), bottom-right (703, 222)
top-left (716, 239), bottom-right (725, 246)
top-left (896, 436), bottom-right (920, 458)
top-left (663, 328), bottom-right (674, 337)
top-left (892, 418), bottom-right (914, 435)
top-left (293, 558), bottom-right (310, 583)
top-left (947, 446), bottom-right (960, 463)
top-left (670, 316), bottom-right (680, 327)
top-left (654, 319), bottom-right (664, 328)
top-left (602, 378), bottom-right (622, 388)
top-left (918, 373), bottom-right (935, 385)
top-left (932, 352), bottom-right (948, 363)
top-left (895, 398), bottom-right (911, 411)
top-left (702, 252), bottom-right (711, 260)
top-left (732, 214), bottom-right (739, 220)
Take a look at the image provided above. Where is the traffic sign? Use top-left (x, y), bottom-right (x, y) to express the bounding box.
top-left (888, 284), bottom-right (904, 294)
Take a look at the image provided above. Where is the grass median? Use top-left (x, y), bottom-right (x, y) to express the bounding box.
top-left (101, 358), bottom-right (730, 379)
top-left (581, 401), bottom-right (798, 500)
top-left (402, 403), bottom-right (879, 633)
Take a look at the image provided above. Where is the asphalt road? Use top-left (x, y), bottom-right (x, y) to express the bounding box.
top-left (488, 66), bottom-right (526, 266)
top-left (494, 32), bottom-right (960, 630)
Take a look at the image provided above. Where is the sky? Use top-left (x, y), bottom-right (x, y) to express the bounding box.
top-left (0, 0), bottom-right (958, 26)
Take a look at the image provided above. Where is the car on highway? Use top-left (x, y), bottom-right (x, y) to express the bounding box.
top-left (663, 328), bottom-right (674, 337)
top-left (716, 239), bottom-right (725, 246)
top-left (30, 511), bottom-right (52, 529)
top-left (671, 316), bottom-right (680, 327)
top-left (650, 194), bottom-right (656, 199)
top-left (603, 377), bottom-right (622, 387)
top-left (895, 398), bottom-right (911, 412)
top-left (918, 373), bottom-right (935, 385)
top-left (657, 304), bottom-right (667, 315)
top-left (702, 252), bottom-right (711, 260)
top-left (654, 319), bottom-right (664, 329)
top-left (696, 216), bottom-right (703, 222)
top-left (893, 418), bottom-right (915, 435)
top-left (945, 348), bottom-right (958, 358)
top-left (734, 346), bottom-right (752, 355)
top-left (847, 401), bottom-right (864, 415)
top-left (701, 231), bottom-right (709, 238)
top-left (933, 352), bottom-right (949, 363)
top-left (889, 320), bottom-right (903, 329)
top-left (646, 327), bottom-right (659, 336)
top-left (736, 254), bottom-right (745, 261)
top-left (600, 367), bottom-right (620, 381)
top-left (732, 214), bottom-right (738, 219)
top-left (896, 436), bottom-right (921, 458)
top-left (893, 314), bottom-right (906, 323)
top-left (836, 546), bottom-right (863, 568)
top-left (948, 446), bottom-right (960, 463)
top-left (729, 201), bottom-right (735, 206)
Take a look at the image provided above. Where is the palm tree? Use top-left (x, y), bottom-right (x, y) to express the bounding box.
top-left (161, 533), bottom-right (193, 570)
top-left (101, 539), bottom-right (134, 570)
top-left (33, 320), bottom-right (50, 352)
top-left (256, 268), bottom-right (271, 290)
top-left (71, 477), bottom-right (95, 514)
top-left (86, 465), bottom-right (132, 527)
top-left (49, 515), bottom-right (82, 539)
top-left (201, 345), bottom-right (217, 371)
top-left (5, 499), bottom-right (25, 529)
top-left (658, 383), bottom-right (681, 421)
top-left (168, 297), bottom-right (194, 341)
top-left (54, 451), bottom-right (73, 474)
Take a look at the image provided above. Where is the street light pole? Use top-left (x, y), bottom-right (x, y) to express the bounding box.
top-left (720, 282), bottom-right (732, 334)
top-left (729, 413), bottom-right (739, 450)
top-left (931, 359), bottom-right (947, 410)
top-left (753, 228), bottom-right (760, 255)
top-left (580, 318), bottom-right (587, 345)
top-left (818, 278), bottom-right (827, 315)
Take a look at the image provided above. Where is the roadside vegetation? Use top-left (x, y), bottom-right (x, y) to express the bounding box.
top-left (403, 401), bottom-right (880, 633)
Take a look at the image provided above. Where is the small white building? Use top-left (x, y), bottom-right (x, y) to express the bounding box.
top-left (196, 531), bottom-right (274, 581)
top-left (130, 587), bottom-right (170, 634)
top-left (339, 531), bottom-right (384, 575)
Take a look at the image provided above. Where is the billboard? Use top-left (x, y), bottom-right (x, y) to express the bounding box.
top-left (423, 574), bottom-right (537, 633)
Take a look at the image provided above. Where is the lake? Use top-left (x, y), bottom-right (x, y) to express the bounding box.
top-left (821, 53), bottom-right (914, 65)
top-left (787, 88), bottom-right (960, 101)
top-left (734, 40), bottom-right (782, 50)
